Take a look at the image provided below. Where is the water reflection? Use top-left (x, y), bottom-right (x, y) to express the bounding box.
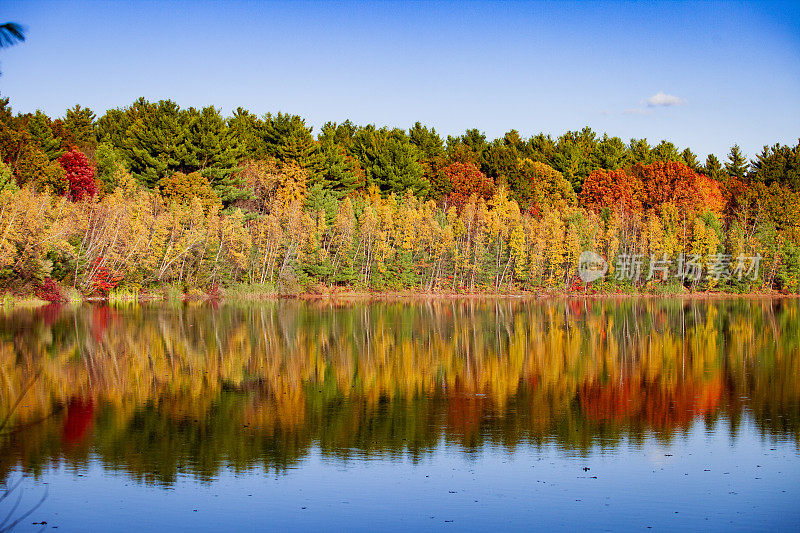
top-left (1, 298), bottom-right (798, 485)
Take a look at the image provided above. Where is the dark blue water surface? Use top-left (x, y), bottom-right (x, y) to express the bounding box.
top-left (1, 298), bottom-right (798, 531)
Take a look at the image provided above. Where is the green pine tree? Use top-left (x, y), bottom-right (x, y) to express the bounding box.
top-left (725, 144), bottom-right (749, 180)
top-left (27, 110), bottom-right (63, 160)
top-left (704, 154), bottom-right (723, 181)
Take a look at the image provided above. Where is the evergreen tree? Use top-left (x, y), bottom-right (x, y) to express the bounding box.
top-left (316, 138), bottom-right (363, 198)
top-left (119, 99), bottom-right (188, 188)
top-left (96, 105), bottom-right (135, 148)
top-left (262, 112), bottom-right (321, 173)
top-left (481, 134), bottom-right (522, 189)
top-left (594, 134), bottom-right (630, 170)
top-left (319, 120), bottom-right (358, 151)
top-left (553, 133), bottom-right (593, 193)
top-left (681, 148), bottom-right (701, 172)
top-left (651, 140), bottom-right (682, 162)
top-left (352, 126), bottom-right (427, 195)
top-left (704, 154), bottom-right (723, 181)
top-left (629, 138), bottom-right (653, 165)
top-left (26, 110), bottom-right (62, 160)
top-left (751, 142), bottom-right (800, 189)
top-left (56, 104), bottom-right (97, 154)
top-left (185, 106), bottom-right (248, 204)
top-left (94, 141), bottom-right (127, 193)
top-left (227, 107), bottom-right (266, 159)
top-left (408, 121), bottom-right (444, 160)
top-left (528, 133), bottom-right (558, 167)
top-left (725, 144), bottom-right (749, 180)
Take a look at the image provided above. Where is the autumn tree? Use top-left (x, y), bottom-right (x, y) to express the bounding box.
top-left (580, 168), bottom-right (641, 213)
top-left (58, 148), bottom-right (97, 200)
top-left (158, 171), bottom-right (221, 210)
top-left (514, 159), bottom-right (576, 213)
top-left (433, 162), bottom-right (493, 209)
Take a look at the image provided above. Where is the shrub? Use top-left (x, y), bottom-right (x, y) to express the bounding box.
top-left (35, 277), bottom-right (64, 303)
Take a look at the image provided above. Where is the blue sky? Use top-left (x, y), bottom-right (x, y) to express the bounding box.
top-left (1, 0), bottom-right (798, 160)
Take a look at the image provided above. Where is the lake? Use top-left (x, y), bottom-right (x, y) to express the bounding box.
top-left (1, 298), bottom-right (798, 531)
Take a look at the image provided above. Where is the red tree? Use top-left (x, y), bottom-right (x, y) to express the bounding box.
top-left (580, 168), bottom-right (642, 213)
top-left (58, 148), bottom-right (97, 201)
top-left (91, 256), bottom-right (121, 294)
top-left (436, 162), bottom-right (494, 209)
top-left (581, 162), bottom-right (724, 215)
top-left (633, 161), bottom-right (702, 211)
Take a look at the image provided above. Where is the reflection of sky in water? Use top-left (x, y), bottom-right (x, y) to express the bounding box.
top-left (7, 418), bottom-right (800, 531)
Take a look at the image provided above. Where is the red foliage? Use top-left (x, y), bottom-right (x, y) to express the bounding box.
top-left (437, 162), bottom-right (494, 209)
top-left (580, 168), bottom-right (642, 213)
top-left (207, 284), bottom-right (222, 300)
top-left (91, 305), bottom-right (117, 341)
top-left (579, 378), bottom-right (722, 427)
top-left (62, 397), bottom-right (95, 445)
top-left (568, 277), bottom-right (596, 295)
top-left (36, 303), bottom-right (63, 326)
top-left (58, 148), bottom-right (97, 201)
top-left (696, 174), bottom-right (725, 213)
top-left (446, 386), bottom-right (488, 438)
top-left (91, 257), bottom-right (122, 294)
top-left (35, 277), bottom-right (64, 303)
top-left (721, 177), bottom-right (749, 214)
top-left (569, 278), bottom-right (582, 293)
top-left (634, 161), bottom-right (703, 211)
top-left (581, 162), bottom-right (724, 214)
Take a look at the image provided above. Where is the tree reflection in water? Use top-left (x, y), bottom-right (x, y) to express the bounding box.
top-left (0, 298), bottom-right (797, 485)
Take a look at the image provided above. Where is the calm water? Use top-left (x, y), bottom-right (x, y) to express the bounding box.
top-left (1, 298), bottom-right (798, 531)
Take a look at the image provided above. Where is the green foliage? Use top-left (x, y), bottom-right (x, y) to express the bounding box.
top-left (725, 144), bottom-right (749, 180)
top-left (304, 183), bottom-right (339, 225)
top-left (262, 112), bottom-right (321, 172)
top-left (704, 154), bottom-right (723, 181)
top-left (777, 242), bottom-right (800, 293)
top-left (2, 94), bottom-right (799, 297)
top-left (27, 110), bottom-right (63, 160)
top-left (0, 159), bottom-right (16, 192)
top-left (227, 107), bottom-right (266, 158)
top-left (408, 121), bottom-right (444, 160)
top-left (351, 126), bottom-right (428, 196)
top-left (594, 134), bottom-right (630, 170)
top-left (94, 141), bottom-right (127, 193)
top-left (629, 138), bottom-right (653, 165)
top-left (58, 104), bottom-right (97, 154)
top-left (751, 141), bottom-right (800, 190)
top-left (681, 148), bottom-right (701, 172)
top-left (651, 140), bottom-right (682, 163)
top-left (315, 135), bottom-right (363, 197)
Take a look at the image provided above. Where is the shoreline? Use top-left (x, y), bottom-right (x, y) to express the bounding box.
top-left (3, 288), bottom-right (798, 308)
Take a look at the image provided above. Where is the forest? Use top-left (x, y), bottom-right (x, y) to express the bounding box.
top-left (1, 95), bottom-right (799, 299)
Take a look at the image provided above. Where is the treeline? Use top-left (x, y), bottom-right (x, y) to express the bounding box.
top-left (1, 95), bottom-right (799, 296)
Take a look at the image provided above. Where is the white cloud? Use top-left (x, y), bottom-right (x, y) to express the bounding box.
top-left (645, 91), bottom-right (685, 107)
